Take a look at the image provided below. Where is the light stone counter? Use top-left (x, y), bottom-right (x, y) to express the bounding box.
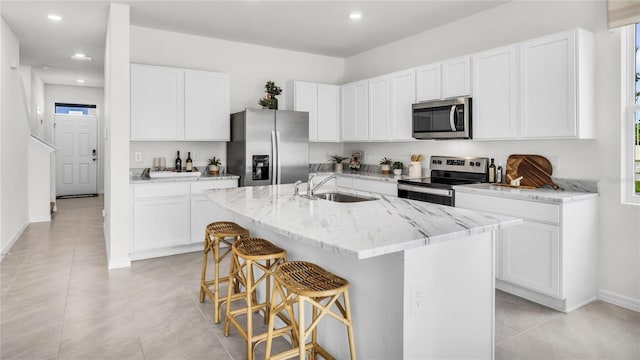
top-left (205, 183), bottom-right (520, 259)
top-left (129, 173), bottom-right (239, 184)
top-left (455, 183), bottom-right (598, 203)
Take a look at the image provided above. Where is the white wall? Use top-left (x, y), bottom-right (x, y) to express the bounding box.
top-left (129, 26), bottom-right (346, 167)
top-left (104, 3), bottom-right (130, 269)
top-left (343, 1), bottom-right (640, 306)
top-left (45, 85), bottom-right (105, 192)
top-left (1, 19), bottom-right (30, 254)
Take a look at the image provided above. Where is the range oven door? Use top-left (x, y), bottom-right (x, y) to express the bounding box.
top-left (412, 97), bottom-right (471, 140)
top-left (397, 184), bottom-right (454, 206)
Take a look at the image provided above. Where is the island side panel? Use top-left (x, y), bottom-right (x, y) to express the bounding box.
top-left (224, 211), bottom-right (405, 360)
top-left (403, 232), bottom-right (495, 359)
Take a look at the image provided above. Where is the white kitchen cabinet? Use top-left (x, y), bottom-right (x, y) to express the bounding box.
top-left (415, 63), bottom-right (441, 102)
top-left (130, 64), bottom-right (230, 141)
top-left (455, 191), bottom-right (596, 312)
top-left (132, 183), bottom-right (190, 254)
top-left (286, 81), bottom-right (340, 142)
top-left (131, 179), bottom-right (238, 260)
top-left (442, 56), bottom-right (472, 99)
top-left (190, 180), bottom-right (238, 244)
top-left (130, 64), bottom-right (184, 140)
top-left (341, 80), bottom-right (369, 141)
top-left (472, 45), bottom-right (519, 140)
top-left (337, 176), bottom-right (397, 197)
top-left (390, 69), bottom-right (416, 141)
top-left (184, 70), bottom-right (230, 141)
top-left (368, 75), bottom-right (391, 140)
top-left (519, 29), bottom-right (594, 139)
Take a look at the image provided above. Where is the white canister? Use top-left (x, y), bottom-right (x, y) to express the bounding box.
top-left (408, 162), bottom-right (422, 178)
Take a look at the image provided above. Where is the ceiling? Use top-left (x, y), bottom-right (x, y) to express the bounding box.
top-left (1, 1), bottom-right (508, 88)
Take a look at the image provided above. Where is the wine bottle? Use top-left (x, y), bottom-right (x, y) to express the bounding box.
top-left (185, 152), bottom-right (193, 172)
top-left (496, 163), bottom-right (503, 184)
top-left (488, 158), bottom-right (496, 183)
top-left (175, 151), bottom-right (182, 172)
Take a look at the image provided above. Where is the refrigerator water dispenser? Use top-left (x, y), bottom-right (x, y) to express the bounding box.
top-left (252, 155), bottom-right (269, 180)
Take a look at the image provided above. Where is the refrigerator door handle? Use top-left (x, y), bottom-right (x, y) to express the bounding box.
top-left (271, 130), bottom-right (277, 185)
top-left (275, 130), bottom-right (282, 184)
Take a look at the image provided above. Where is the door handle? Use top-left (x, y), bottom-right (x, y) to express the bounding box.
top-left (449, 105), bottom-right (457, 131)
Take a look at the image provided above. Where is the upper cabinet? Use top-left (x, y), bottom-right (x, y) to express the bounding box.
top-left (130, 64), bottom-right (230, 141)
top-left (416, 56), bottom-right (471, 103)
top-left (390, 69), bottom-right (416, 141)
top-left (472, 28), bottom-right (595, 140)
top-left (472, 45), bottom-right (519, 140)
top-left (341, 80), bottom-right (369, 141)
top-left (519, 29), bottom-right (594, 139)
top-left (368, 75), bottom-right (391, 140)
top-left (286, 81), bottom-right (340, 142)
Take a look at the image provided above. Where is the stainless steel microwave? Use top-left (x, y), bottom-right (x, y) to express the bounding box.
top-left (412, 97), bottom-right (472, 140)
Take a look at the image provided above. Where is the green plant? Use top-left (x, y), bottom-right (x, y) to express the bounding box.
top-left (264, 81), bottom-right (282, 96)
top-left (392, 161), bottom-right (404, 170)
top-left (379, 157), bottom-right (393, 166)
top-left (329, 155), bottom-right (348, 163)
top-left (259, 80), bottom-right (283, 109)
top-left (208, 157), bottom-right (222, 166)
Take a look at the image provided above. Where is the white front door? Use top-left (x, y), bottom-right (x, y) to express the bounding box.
top-left (55, 115), bottom-right (97, 196)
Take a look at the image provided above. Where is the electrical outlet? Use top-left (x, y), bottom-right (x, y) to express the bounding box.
top-left (134, 152), bottom-right (142, 162)
top-left (410, 286), bottom-right (424, 314)
top-left (193, 152), bottom-right (199, 161)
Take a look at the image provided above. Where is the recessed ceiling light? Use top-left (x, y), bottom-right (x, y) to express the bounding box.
top-left (349, 12), bottom-right (362, 20)
top-left (76, 79), bottom-right (85, 83)
top-left (47, 14), bottom-right (62, 21)
top-left (70, 53), bottom-right (92, 61)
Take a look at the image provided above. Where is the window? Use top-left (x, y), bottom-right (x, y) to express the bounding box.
top-left (622, 24), bottom-right (640, 204)
top-left (55, 103), bottom-right (96, 115)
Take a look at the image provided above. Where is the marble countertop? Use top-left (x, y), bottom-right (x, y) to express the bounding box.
top-left (205, 183), bottom-right (521, 260)
top-left (130, 172), bottom-right (239, 184)
top-left (313, 170), bottom-right (414, 183)
top-left (454, 183), bottom-right (598, 203)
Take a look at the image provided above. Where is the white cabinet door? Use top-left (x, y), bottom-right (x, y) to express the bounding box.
top-left (390, 69), bottom-right (416, 141)
top-left (341, 80), bottom-right (369, 141)
top-left (416, 63), bottom-right (441, 102)
top-left (472, 46), bottom-right (518, 140)
top-left (519, 31), bottom-right (576, 138)
top-left (184, 70), bottom-right (230, 141)
top-left (368, 75), bottom-right (391, 141)
top-left (133, 196), bottom-right (189, 252)
top-left (351, 178), bottom-right (397, 196)
top-left (291, 81), bottom-right (318, 141)
top-left (501, 221), bottom-right (560, 297)
top-left (316, 84), bottom-right (340, 142)
top-left (190, 194), bottom-right (220, 244)
top-left (442, 56), bottom-right (471, 99)
top-left (130, 64), bottom-right (184, 140)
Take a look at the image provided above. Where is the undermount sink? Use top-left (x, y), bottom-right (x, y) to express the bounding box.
top-left (314, 192), bottom-right (378, 203)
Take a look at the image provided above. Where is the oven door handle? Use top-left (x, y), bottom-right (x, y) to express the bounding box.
top-left (449, 105), bottom-right (457, 131)
top-left (398, 184), bottom-right (453, 197)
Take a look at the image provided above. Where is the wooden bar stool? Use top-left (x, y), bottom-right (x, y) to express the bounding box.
top-left (265, 261), bottom-right (356, 360)
top-left (199, 221), bottom-right (249, 324)
top-left (224, 237), bottom-right (288, 360)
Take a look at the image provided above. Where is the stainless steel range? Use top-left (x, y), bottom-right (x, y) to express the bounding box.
top-left (397, 156), bottom-right (489, 206)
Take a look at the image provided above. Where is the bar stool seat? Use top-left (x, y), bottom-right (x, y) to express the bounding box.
top-left (199, 221), bottom-right (249, 324)
top-left (225, 237), bottom-right (288, 360)
top-left (265, 261), bottom-right (356, 360)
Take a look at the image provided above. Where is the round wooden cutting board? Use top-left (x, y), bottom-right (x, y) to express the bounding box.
top-left (505, 155), bottom-right (560, 190)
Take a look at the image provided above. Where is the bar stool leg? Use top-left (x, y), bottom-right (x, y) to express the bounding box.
top-left (245, 259), bottom-right (254, 360)
top-left (212, 235), bottom-right (222, 323)
top-left (298, 296), bottom-right (305, 360)
top-left (199, 231), bottom-right (210, 303)
top-left (344, 291), bottom-right (356, 360)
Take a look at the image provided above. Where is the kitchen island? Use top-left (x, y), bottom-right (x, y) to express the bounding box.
top-left (205, 184), bottom-right (521, 359)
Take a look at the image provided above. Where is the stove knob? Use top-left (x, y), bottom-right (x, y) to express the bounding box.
top-left (475, 162), bottom-right (481, 167)
top-left (470, 162), bottom-right (475, 167)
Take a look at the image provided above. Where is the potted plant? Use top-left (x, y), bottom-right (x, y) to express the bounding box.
top-left (379, 157), bottom-right (393, 174)
top-left (329, 155), bottom-right (348, 172)
top-left (208, 156), bottom-right (222, 175)
top-left (258, 80), bottom-right (282, 109)
top-left (392, 161), bottom-right (404, 175)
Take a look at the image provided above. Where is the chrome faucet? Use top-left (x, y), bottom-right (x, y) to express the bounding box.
top-left (293, 180), bottom-right (303, 195)
top-left (309, 174), bottom-right (337, 197)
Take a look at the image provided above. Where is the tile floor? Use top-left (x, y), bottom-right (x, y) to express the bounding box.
top-left (1, 196), bottom-right (639, 359)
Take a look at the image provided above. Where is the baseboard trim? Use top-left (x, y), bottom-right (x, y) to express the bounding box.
top-left (29, 215), bottom-right (51, 223)
top-left (597, 289), bottom-right (640, 312)
top-left (1, 221), bottom-right (28, 259)
top-left (108, 257), bottom-right (131, 269)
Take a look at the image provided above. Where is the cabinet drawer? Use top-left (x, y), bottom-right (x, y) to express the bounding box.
top-left (456, 192), bottom-right (559, 224)
top-left (191, 179), bottom-right (238, 194)
top-left (134, 183), bottom-right (190, 199)
top-left (352, 178), bottom-right (397, 196)
top-left (336, 176), bottom-right (353, 189)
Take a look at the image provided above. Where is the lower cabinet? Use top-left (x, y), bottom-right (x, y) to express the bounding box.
top-left (131, 179), bottom-right (238, 260)
top-left (337, 176), bottom-right (397, 197)
top-left (456, 191), bottom-right (596, 312)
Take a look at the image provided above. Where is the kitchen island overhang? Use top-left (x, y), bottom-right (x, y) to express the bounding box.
top-left (205, 184), bottom-right (521, 359)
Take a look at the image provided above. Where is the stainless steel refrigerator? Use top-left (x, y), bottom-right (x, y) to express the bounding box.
top-left (227, 109), bottom-right (309, 187)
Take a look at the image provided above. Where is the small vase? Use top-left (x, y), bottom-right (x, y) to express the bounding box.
top-left (393, 169), bottom-right (402, 175)
top-left (381, 165), bottom-right (391, 174)
top-left (268, 97), bottom-right (278, 110)
top-left (208, 165), bottom-right (219, 175)
top-left (335, 163), bottom-right (343, 172)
